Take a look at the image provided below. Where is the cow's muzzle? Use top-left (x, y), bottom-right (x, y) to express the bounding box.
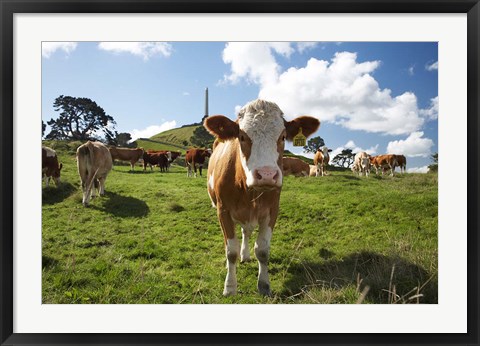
top-left (250, 166), bottom-right (282, 190)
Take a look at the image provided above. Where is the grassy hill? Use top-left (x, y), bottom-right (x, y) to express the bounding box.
top-left (149, 124), bottom-right (200, 148)
top-left (135, 138), bottom-right (186, 153)
top-left (42, 142), bottom-right (438, 304)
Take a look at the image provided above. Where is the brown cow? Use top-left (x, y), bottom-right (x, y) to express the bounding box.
top-left (370, 154), bottom-right (397, 176)
top-left (395, 154), bottom-right (407, 173)
top-left (282, 157), bottom-right (310, 177)
top-left (145, 150), bottom-right (172, 171)
top-left (76, 141), bottom-right (112, 207)
top-left (42, 146), bottom-right (62, 187)
top-left (109, 147), bottom-right (144, 170)
top-left (185, 148), bottom-right (211, 177)
top-left (313, 147), bottom-right (331, 177)
top-left (143, 151), bottom-right (170, 172)
top-left (204, 99), bottom-right (319, 296)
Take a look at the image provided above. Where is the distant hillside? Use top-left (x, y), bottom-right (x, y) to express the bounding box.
top-left (149, 125), bottom-right (200, 148)
top-left (135, 138), bottom-right (187, 153)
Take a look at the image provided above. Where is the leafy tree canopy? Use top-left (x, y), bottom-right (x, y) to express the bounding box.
top-left (331, 149), bottom-right (355, 168)
top-left (191, 125), bottom-right (214, 148)
top-left (303, 136), bottom-right (325, 154)
top-left (114, 132), bottom-right (133, 147)
top-left (428, 152), bottom-right (438, 173)
top-left (45, 95), bottom-right (116, 142)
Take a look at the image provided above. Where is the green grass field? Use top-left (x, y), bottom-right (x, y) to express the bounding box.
top-left (42, 142), bottom-right (438, 304)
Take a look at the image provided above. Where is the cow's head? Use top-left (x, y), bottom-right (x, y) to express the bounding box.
top-left (52, 163), bottom-right (63, 185)
top-left (204, 99), bottom-right (319, 191)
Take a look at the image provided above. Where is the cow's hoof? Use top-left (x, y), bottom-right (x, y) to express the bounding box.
top-left (258, 281), bottom-right (272, 297)
top-left (240, 257), bottom-right (252, 263)
top-left (223, 287), bottom-right (237, 296)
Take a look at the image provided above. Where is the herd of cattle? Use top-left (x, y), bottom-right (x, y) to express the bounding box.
top-left (42, 98), bottom-right (409, 297)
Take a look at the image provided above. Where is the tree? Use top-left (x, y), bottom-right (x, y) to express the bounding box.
top-left (42, 120), bottom-right (46, 137)
top-left (332, 149), bottom-right (355, 168)
top-left (115, 132), bottom-right (133, 147)
top-left (45, 95), bottom-right (116, 142)
top-left (190, 125), bottom-right (214, 148)
top-left (303, 136), bottom-right (325, 154)
top-left (182, 140), bottom-right (189, 147)
top-left (428, 152), bottom-right (438, 173)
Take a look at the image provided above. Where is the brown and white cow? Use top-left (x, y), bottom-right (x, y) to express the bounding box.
top-left (42, 146), bottom-right (62, 187)
top-left (395, 154), bottom-right (407, 173)
top-left (353, 151), bottom-right (371, 177)
top-left (143, 151), bottom-right (170, 172)
top-left (370, 154), bottom-right (397, 176)
top-left (76, 141), bottom-right (112, 207)
top-left (282, 157), bottom-right (310, 177)
top-left (313, 147), bottom-right (331, 177)
top-left (204, 99), bottom-right (319, 296)
top-left (109, 147), bottom-right (144, 171)
top-left (185, 148), bottom-right (211, 177)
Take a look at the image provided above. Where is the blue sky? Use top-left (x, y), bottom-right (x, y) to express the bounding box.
top-left (42, 41), bottom-right (438, 172)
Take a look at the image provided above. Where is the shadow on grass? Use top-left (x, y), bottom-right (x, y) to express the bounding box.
top-left (114, 169), bottom-right (155, 174)
top-left (42, 182), bottom-right (76, 205)
top-left (282, 251), bottom-right (437, 304)
top-left (338, 174), bottom-right (361, 181)
top-left (92, 191), bottom-right (150, 218)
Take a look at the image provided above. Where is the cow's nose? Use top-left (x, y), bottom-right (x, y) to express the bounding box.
top-left (253, 166), bottom-right (280, 186)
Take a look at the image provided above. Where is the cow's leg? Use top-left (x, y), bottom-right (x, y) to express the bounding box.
top-left (315, 164), bottom-right (321, 177)
top-left (82, 178), bottom-right (92, 207)
top-left (98, 177), bottom-right (106, 196)
top-left (187, 164), bottom-right (191, 177)
top-left (240, 225), bottom-right (253, 263)
top-left (193, 164), bottom-right (198, 178)
top-left (218, 209), bottom-right (238, 296)
top-left (255, 220), bottom-right (272, 296)
top-left (44, 176), bottom-right (50, 187)
top-left (91, 179), bottom-right (99, 199)
top-left (323, 164), bottom-right (327, 176)
top-left (199, 164), bottom-right (203, 177)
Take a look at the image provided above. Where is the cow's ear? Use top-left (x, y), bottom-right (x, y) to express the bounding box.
top-left (285, 116), bottom-right (320, 141)
top-left (204, 115), bottom-right (239, 140)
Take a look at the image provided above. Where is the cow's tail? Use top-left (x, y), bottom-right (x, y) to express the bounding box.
top-left (77, 141), bottom-right (97, 196)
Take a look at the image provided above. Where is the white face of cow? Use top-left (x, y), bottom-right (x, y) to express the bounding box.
top-left (237, 101), bottom-right (286, 190)
top-left (204, 99), bottom-right (320, 191)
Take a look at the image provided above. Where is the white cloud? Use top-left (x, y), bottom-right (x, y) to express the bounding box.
top-left (130, 120), bottom-right (177, 141)
top-left (407, 166), bottom-right (429, 173)
top-left (222, 45), bottom-right (433, 136)
top-left (42, 42), bottom-right (77, 58)
top-left (98, 42), bottom-right (172, 60)
top-left (297, 42), bottom-right (319, 53)
top-left (330, 140), bottom-right (379, 163)
top-left (290, 150), bottom-right (315, 160)
top-left (420, 96), bottom-right (438, 120)
top-left (234, 105), bottom-right (242, 115)
top-left (222, 42), bottom-right (293, 85)
top-left (426, 61), bottom-right (438, 71)
top-left (408, 65), bottom-right (415, 76)
top-left (183, 92), bottom-right (190, 96)
top-left (386, 131), bottom-right (434, 158)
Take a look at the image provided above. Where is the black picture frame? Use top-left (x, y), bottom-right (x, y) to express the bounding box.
top-left (1, 1), bottom-right (479, 345)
